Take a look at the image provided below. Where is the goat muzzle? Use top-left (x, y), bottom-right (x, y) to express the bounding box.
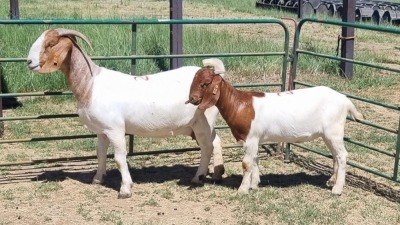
top-left (185, 96), bottom-right (202, 105)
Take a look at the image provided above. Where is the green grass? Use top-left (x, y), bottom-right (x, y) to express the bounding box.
top-left (154, 187), bottom-right (174, 200)
top-left (0, 0), bottom-right (398, 175)
top-left (5, 152), bottom-right (29, 162)
top-left (186, 0), bottom-right (296, 17)
top-left (0, 23), bottom-right (284, 92)
top-left (140, 197), bottom-right (160, 207)
top-left (1, 0), bottom-right (296, 20)
top-left (227, 186), bottom-right (345, 224)
top-left (99, 210), bottom-right (123, 224)
top-left (1, 1), bottom-right (399, 94)
top-left (0, 2), bottom-right (399, 224)
top-left (77, 204), bottom-right (93, 221)
top-left (33, 181), bottom-right (63, 198)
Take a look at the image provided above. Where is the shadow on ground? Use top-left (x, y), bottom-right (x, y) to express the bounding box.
top-left (0, 152), bottom-right (399, 203)
top-left (292, 153), bottom-right (400, 203)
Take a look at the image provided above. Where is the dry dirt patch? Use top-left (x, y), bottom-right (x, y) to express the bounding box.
top-left (1, 1), bottom-right (400, 225)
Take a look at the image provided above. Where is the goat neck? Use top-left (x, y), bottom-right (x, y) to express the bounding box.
top-left (61, 43), bottom-right (100, 107)
top-left (216, 79), bottom-right (265, 142)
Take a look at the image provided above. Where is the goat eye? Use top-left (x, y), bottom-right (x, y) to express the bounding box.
top-left (201, 82), bottom-right (211, 88)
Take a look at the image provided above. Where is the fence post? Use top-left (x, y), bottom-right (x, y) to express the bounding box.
top-left (131, 23), bottom-right (137, 76)
top-left (128, 23), bottom-right (138, 156)
top-left (4, 0), bottom-right (20, 136)
top-left (9, 0), bottom-right (20, 19)
top-left (340, 0), bottom-right (355, 79)
top-left (393, 117), bottom-right (400, 181)
top-left (0, 64), bottom-right (3, 137)
top-left (298, 0), bottom-right (304, 18)
top-left (170, 0), bottom-right (183, 69)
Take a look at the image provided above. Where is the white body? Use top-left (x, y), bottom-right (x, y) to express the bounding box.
top-left (251, 87), bottom-right (354, 143)
top-left (188, 63), bottom-right (362, 195)
top-left (239, 86), bottom-right (362, 195)
top-left (81, 67), bottom-right (223, 198)
top-left (81, 66), bottom-right (218, 137)
top-left (26, 29), bottom-right (225, 198)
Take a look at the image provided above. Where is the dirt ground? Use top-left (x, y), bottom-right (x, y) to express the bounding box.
top-left (1, 149), bottom-right (400, 225)
top-left (1, 1), bottom-right (400, 225)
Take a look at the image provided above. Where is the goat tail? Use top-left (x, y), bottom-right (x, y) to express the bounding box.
top-left (202, 58), bottom-right (226, 76)
top-left (347, 100), bottom-right (364, 121)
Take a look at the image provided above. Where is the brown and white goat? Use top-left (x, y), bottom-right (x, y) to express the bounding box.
top-left (27, 28), bottom-right (225, 198)
top-left (186, 59), bottom-right (364, 195)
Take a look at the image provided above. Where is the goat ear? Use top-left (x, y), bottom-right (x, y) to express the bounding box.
top-left (198, 75), bottom-right (222, 110)
top-left (39, 38), bottom-right (73, 73)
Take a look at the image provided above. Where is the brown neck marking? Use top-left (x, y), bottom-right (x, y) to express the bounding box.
top-left (61, 46), bottom-right (100, 107)
top-left (215, 79), bottom-right (265, 142)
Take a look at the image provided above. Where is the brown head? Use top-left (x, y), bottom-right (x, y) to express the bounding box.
top-left (186, 67), bottom-right (224, 110)
top-left (26, 28), bottom-right (93, 74)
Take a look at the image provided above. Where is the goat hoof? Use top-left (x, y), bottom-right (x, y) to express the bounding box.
top-left (212, 178), bottom-right (222, 184)
top-left (237, 187), bottom-right (250, 195)
top-left (211, 172), bottom-right (223, 184)
top-left (117, 192), bottom-right (132, 199)
top-left (92, 178), bottom-right (104, 185)
top-left (331, 185), bottom-right (343, 196)
top-left (212, 165), bottom-right (225, 182)
top-left (199, 174), bottom-right (206, 182)
top-left (191, 175), bottom-right (206, 184)
top-left (250, 184), bottom-right (259, 190)
top-left (326, 179), bottom-right (335, 187)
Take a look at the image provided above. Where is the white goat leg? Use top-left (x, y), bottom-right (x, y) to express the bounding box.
top-left (324, 137), bottom-right (338, 187)
top-left (92, 134), bottom-right (110, 184)
top-left (250, 157), bottom-right (260, 190)
top-left (191, 113), bottom-right (213, 183)
top-left (327, 156), bottom-right (338, 187)
top-left (331, 140), bottom-right (348, 195)
top-left (322, 123), bottom-right (348, 195)
top-left (106, 131), bottom-right (133, 198)
top-left (211, 131), bottom-right (224, 182)
top-left (27, 30), bottom-right (227, 198)
top-left (187, 68), bottom-right (363, 195)
top-left (238, 139), bottom-right (259, 194)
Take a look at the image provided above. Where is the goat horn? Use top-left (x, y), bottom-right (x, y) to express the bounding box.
top-left (54, 28), bottom-right (93, 50)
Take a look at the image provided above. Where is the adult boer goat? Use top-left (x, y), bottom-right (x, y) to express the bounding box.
top-left (26, 28), bottom-right (225, 198)
top-left (186, 60), bottom-right (364, 195)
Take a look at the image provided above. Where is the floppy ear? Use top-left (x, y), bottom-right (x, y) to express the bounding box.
top-left (198, 75), bottom-right (223, 110)
top-left (39, 37), bottom-right (73, 73)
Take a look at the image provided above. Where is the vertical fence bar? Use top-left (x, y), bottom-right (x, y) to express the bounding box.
top-left (393, 117), bottom-right (400, 181)
top-left (283, 40), bottom-right (291, 162)
top-left (170, 0), bottom-right (183, 69)
top-left (287, 17), bottom-right (400, 181)
top-left (131, 23), bottom-right (137, 75)
top-left (279, 20), bottom-right (291, 162)
top-left (9, 0), bottom-right (20, 19)
top-left (0, 63), bottom-right (3, 137)
top-left (284, 143), bottom-right (291, 162)
top-left (128, 135), bottom-right (134, 156)
top-left (128, 23), bottom-right (137, 155)
top-left (290, 20), bottom-right (301, 91)
top-left (340, 0), bottom-right (355, 79)
top-left (297, 0), bottom-right (304, 19)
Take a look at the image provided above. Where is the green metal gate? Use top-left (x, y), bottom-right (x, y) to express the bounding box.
top-left (0, 18), bottom-right (399, 184)
top-left (0, 18), bottom-right (289, 164)
top-left (289, 18), bottom-right (400, 183)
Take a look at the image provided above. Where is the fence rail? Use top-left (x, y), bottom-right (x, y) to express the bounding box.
top-left (1, 17), bottom-right (399, 184)
top-left (290, 17), bottom-right (400, 182)
top-left (0, 18), bottom-right (289, 162)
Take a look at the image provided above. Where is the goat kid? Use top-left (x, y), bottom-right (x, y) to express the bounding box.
top-left (27, 28), bottom-right (225, 198)
top-left (186, 60), bottom-right (364, 195)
